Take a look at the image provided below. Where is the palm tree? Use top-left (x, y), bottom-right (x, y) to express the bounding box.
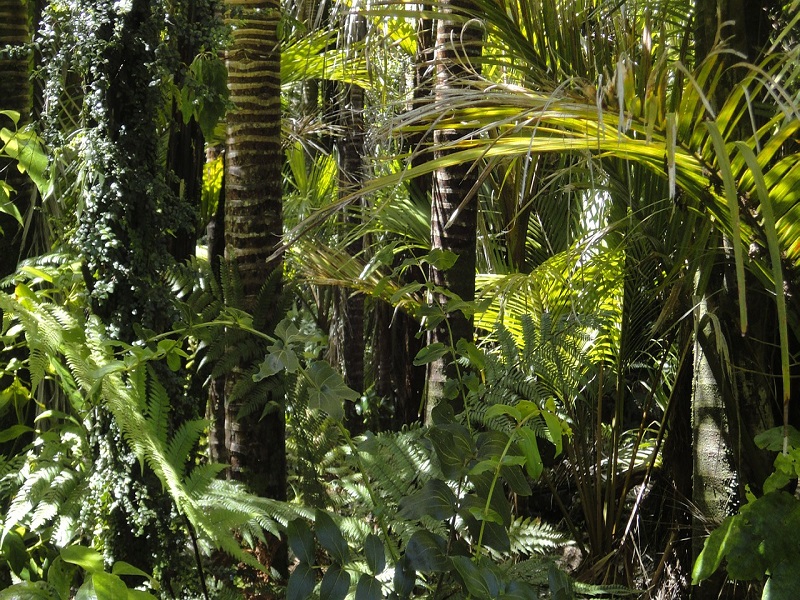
top-left (0, 0), bottom-right (32, 277)
top-left (426, 0), bottom-right (484, 419)
top-left (223, 0), bottom-right (285, 505)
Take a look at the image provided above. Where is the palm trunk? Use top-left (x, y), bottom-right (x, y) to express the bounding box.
top-left (426, 0), bottom-right (482, 421)
top-left (337, 6), bottom-right (366, 430)
top-left (0, 0), bottom-right (32, 278)
top-left (223, 0), bottom-right (284, 504)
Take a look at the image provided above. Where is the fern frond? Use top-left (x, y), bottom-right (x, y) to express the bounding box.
top-left (166, 419), bottom-right (208, 475)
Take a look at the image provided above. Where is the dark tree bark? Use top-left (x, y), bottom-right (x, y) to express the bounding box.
top-left (426, 0), bottom-right (483, 421)
top-left (222, 0), bottom-right (286, 576)
top-left (337, 6), bottom-right (367, 430)
top-left (0, 0), bottom-right (33, 278)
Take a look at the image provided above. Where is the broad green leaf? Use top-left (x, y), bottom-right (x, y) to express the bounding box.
top-left (92, 572), bottom-right (129, 600)
top-left (451, 556), bottom-right (491, 598)
top-left (287, 519), bottom-right (315, 565)
top-left (286, 562), bottom-right (316, 600)
top-left (405, 531), bottom-right (448, 572)
top-left (364, 533), bottom-right (385, 575)
top-left (692, 516), bottom-right (737, 583)
top-left (355, 573), bottom-right (383, 600)
top-left (0, 582), bottom-right (59, 600)
top-left (412, 343), bottom-right (449, 366)
top-left (425, 249), bottom-right (458, 270)
top-left (548, 565), bottom-right (575, 600)
top-left (428, 423), bottom-right (475, 479)
top-left (0, 424), bottom-right (33, 443)
top-left (320, 564), bottom-right (350, 600)
top-left (764, 561), bottom-right (800, 600)
top-left (111, 561), bottom-right (153, 583)
top-left (485, 403), bottom-right (522, 422)
top-left (0, 192), bottom-right (22, 226)
top-left (755, 426), bottom-right (800, 451)
top-left (398, 479), bottom-right (458, 521)
top-left (542, 409), bottom-right (563, 457)
top-left (2, 529), bottom-right (28, 575)
top-left (306, 361), bottom-right (359, 420)
top-left (126, 591), bottom-right (157, 600)
top-left (517, 427), bottom-right (543, 480)
top-left (0, 128), bottom-right (48, 191)
top-left (254, 343), bottom-right (299, 381)
top-left (61, 545), bottom-right (105, 574)
top-left (503, 580), bottom-right (540, 600)
top-left (393, 555), bottom-right (415, 598)
top-left (0, 110), bottom-right (20, 125)
top-left (315, 510), bottom-right (349, 564)
top-left (467, 505), bottom-right (504, 524)
top-left (469, 458), bottom-right (499, 476)
top-left (48, 556), bottom-right (77, 600)
top-left (501, 461), bottom-right (533, 496)
top-left (75, 578), bottom-right (96, 600)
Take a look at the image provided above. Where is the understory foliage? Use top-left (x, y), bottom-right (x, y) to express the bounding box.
top-left (0, 0), bottom-right (799, 598)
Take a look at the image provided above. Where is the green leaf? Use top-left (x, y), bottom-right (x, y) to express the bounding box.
top-left (692, 516), bottom-right (737, 584)
top-left (0, 189), bottom-right (23, 226)
top-left (547, 565), bottom-right (575, 600)
top-left (485, 403), bottom-right (522, 422)
top-left (111, 561), bottom-right (153, 583)
top-left (315, 510), bottom-right (349, 564)
top-left (467, 505), bottom-right (504, 524)
top-left (355, 573), bottom-right (383, 600)
top-left (428, 423), bottom-right (475, 479)
top-left (451, 556), bottom-right (491, 598)
top-left (517, 427), bottom-right (543, 480)
top-left (364, 533), bottom-right (386, 575)
top-left (737, 141), bottom-right (791, 412)
top-left (61, 545), bottom-right (105, 574)
top-left (0, 128), bottom-right (49, 192)
top-left (412, 343), bottom-right (449, 366)
top-left (0, 110), bottom-right (20, 125)
top-left (405, 531), bottom-right (448, 572)
top-left (755, 426), bottom-right (800, 451)
top-left (393, 556), bottom-right (415, 598)
top-left (764, 561), bottom-right (800, 600)
top-left (92, 572), bottom-right (129, 600)
top-left (320, 564), bottom-right (350, 600)
top-left (306, 361), bottom-right (359, 421)
top-left (502, 580), bottom-right (540, 600)
top-left (542, 409), bottom-right (563, 457)
top-left (126, 591), bottom-right (157, 600)
top-left (48, 557), bottom-right (77, 600)
top-left (0, 582), bottom-right (59, 600)
top-left (398, 479), bottom-right (457, 521)
top-left (75, 578), bottom-right (96, 600)
top-left (287, 519), bottom-right (315, 565)
top-left (0, 424), bottom-right (33, 443)
top-left (254, 341), bottom-right (301, 381)
top-left (286, 562), bottom-right (316, 600)
top-left (706, 121), bottom-right (747, 334)
top-left (425, 249), bottom-right (458, 270)
top-left (2, 529), bottom-right (29, 575)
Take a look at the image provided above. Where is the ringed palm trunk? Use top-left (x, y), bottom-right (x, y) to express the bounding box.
top-left (337, 7), bottom-right (366, 429)
top-left (0, 0), bottom-right (32, 278)
top-left (426, 0), bottom-right (482, 421)
top-left (223, 0), bottom-right (285, 532)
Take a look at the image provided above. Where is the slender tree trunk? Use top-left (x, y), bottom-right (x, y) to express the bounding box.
top-left (691, 275), bottom-right (738, 600)
top-left (223, 0), bottom-right (286, 575)
top-left (426, 0), bottom-right (482, 421)
top-left (0, 0), bottom-right (32, 278)
top-left (337, 4), bottom-right (366, 430)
